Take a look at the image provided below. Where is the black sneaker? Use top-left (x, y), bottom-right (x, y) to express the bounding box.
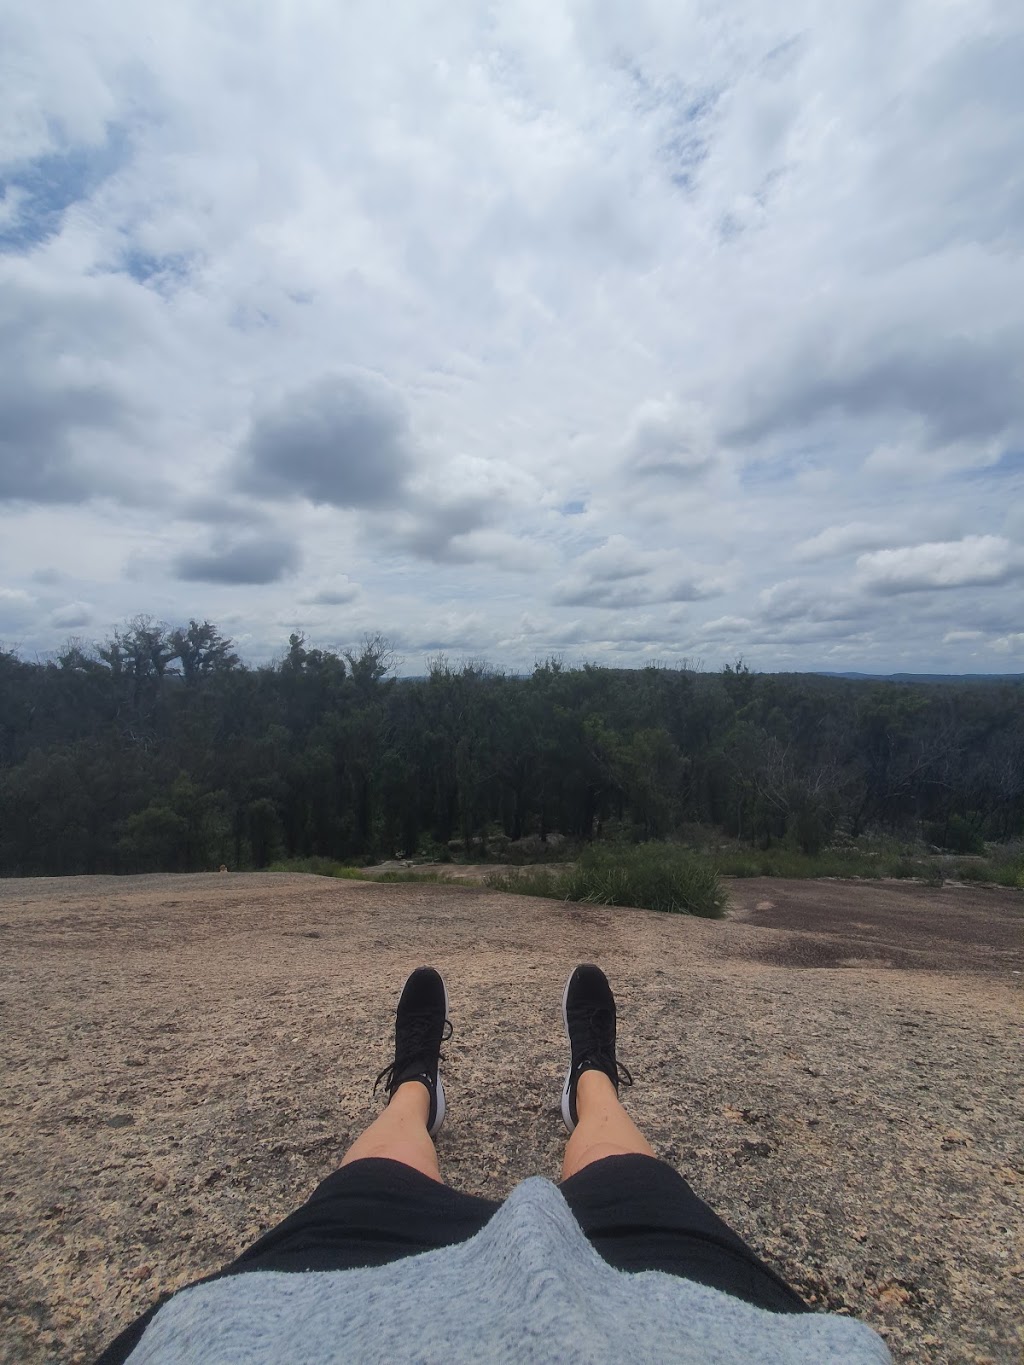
top-left (374, 967), bottom-right (452, 1136)
top-left (561, 963), bottom-right (633, 1133)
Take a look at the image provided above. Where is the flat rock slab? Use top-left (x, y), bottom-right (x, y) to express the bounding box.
top-left (0, 873), bottom-right (1021, 1364)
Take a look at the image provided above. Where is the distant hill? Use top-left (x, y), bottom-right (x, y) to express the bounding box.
top-left (817, 672), bottom-right (1024, 684)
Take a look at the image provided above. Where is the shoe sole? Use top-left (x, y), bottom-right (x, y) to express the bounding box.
top-left (429, 976), bottom-right (450, 1138)
top-left (560, 971), bottom-right (576, 1133)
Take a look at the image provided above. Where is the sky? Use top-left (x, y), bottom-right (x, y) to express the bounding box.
top-left (2, 0), bottom-right (1023, 675)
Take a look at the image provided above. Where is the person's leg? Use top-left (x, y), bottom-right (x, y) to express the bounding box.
top-left (225, 960), bottom-right (478, 1278)
top-left (334, 963), bottom-right (452, 1181)
top-left (340, 1079), bottom-right (442, 1181)
top-left (562, 1068), bottom-right (654, 1179)
top-left (561, 1154), bottom-right (808, 1311)
top-left (94, 967), bottom-right (490, 1364)
top-left (557, 964), bottom-right (807, 1312)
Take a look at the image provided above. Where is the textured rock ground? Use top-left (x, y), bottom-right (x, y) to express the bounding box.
top-left (0, 872), bottom-right (1020, 1364)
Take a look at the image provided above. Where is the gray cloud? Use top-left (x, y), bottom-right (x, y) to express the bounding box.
top-left (554, 575), bottom-right (722, 610)
top-left (176, 494), bottom-right (270, 527)
top-left (730, 334), bottom-right (1024, 449)
top-left (0, 588), bottom-right (36, 630)
top-left (620, 400), bottom-right (716, 481)
top-left (757, 579), bottom-right (873, 626)
top-left (0, 377), bottom-right (124, 504)
top-left (173, 537), bottom-right (301, 584)
top-left (0, 274), bottom-right (167, 507)
top-left (307, 578), bottom-right (360, 605)
top-left (389, 498), bottom-right (491, 563)
top-left (553, 535), bottom-right (727, 610)
top-left (238, 371), bottom-right (414, 508)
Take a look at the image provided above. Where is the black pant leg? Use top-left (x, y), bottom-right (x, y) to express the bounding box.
top-left (560, 1153), bottom-right (808, 1314)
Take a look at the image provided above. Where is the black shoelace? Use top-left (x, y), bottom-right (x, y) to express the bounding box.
top-left (374, 1014), bottom-right (453, 1095)
top-left (576, 1006), bottom-right (634, 1090)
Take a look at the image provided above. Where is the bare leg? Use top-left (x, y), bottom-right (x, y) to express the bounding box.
top-left (340, 1081), bottom-right (443, 1184)
top-left (561, 1069), bottom-right (655, 1181)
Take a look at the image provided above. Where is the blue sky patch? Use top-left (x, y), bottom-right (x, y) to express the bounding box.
top-left (0, 126), bottom-right (129, 253)
top-left (958, 449), bottom-right (1024, 481)
top-left (120, 248), bottom-right (194, 288)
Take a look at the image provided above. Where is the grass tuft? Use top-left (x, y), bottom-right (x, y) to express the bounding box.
top-left (487, 843), bottom-right (726, 918)
top-left (268, 856), bottom-right (364, 878)
top-left (367, 869), bottom-right (456, 884)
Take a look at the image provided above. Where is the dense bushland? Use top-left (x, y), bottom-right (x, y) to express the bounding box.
top-left (1, 617), bottom-right (1023, 877)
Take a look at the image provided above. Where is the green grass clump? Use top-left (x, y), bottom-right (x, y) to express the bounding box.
top-left (484, 867), bottom-right (563, 898)
top-left (268, 858), bottom-right (458, 885)
top-left (268, 856), bottom-right (364, 878)
top-left (711, 843), bottom-right (1024, 887)
top-left (368, 869), bottom-right (455, 884)
top-left (713, 848), bottom-right (886, 879)
top-left (487, 844), bottom-right (726, 918)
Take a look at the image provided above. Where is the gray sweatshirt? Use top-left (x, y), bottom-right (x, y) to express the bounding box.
top-left (128, 1177), bottom-right (892, 1363)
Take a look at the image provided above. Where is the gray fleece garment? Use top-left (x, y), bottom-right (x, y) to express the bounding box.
top-left (128, 1178), bottom-right (891, 1364)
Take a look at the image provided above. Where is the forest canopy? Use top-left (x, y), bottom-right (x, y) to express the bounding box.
top-left (1, 617), bottom-right (1022, 877)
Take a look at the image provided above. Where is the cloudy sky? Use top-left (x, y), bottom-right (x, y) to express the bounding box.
top-left (2, 0), bottom-right (1023, 673)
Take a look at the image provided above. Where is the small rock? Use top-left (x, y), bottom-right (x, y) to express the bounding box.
top-left (106, 1114), bottom-right (135, 1128)
top-left (734, 1139), bottom-right (773, 1163)
top-left (876, 1281), bottom-right (912, 1308)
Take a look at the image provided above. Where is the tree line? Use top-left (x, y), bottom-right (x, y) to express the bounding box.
top-left (1, 616), bottom-right (1022, 876)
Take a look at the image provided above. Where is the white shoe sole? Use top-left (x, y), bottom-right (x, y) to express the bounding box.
top-left (428, 977), bottom-right (450, 1138)
top-left (560, 971), bottom-right (576, 1133)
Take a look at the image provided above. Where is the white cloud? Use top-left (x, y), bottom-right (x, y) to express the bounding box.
top-left (855, 535), bottom-right (1024, 595)
top-left (305, 576), bottom-right (361, 607)
top-left (792, 522), bottom-right (902, 562)
top-left (50, 601), bottom-right (94, 628)
top-left (619, 399), bottom-right (717, 482)
top-left (554, 536), bottom-right (728, 609)
top-left (942, 629), bottom-right (983, 644)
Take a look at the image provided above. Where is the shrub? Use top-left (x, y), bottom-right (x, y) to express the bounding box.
top-left (499, 836), bottom-right (579, 865)
top-left (949, 860), bottom-right (988, 883)
top-left (488, 845), bottom-right (725, 918)
top-left (925, 814), bottom-right (986, 856)
top-left (985, 845), bottom-right (1024, 887)
top-left (484, 867), bottom-right (563, 897)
